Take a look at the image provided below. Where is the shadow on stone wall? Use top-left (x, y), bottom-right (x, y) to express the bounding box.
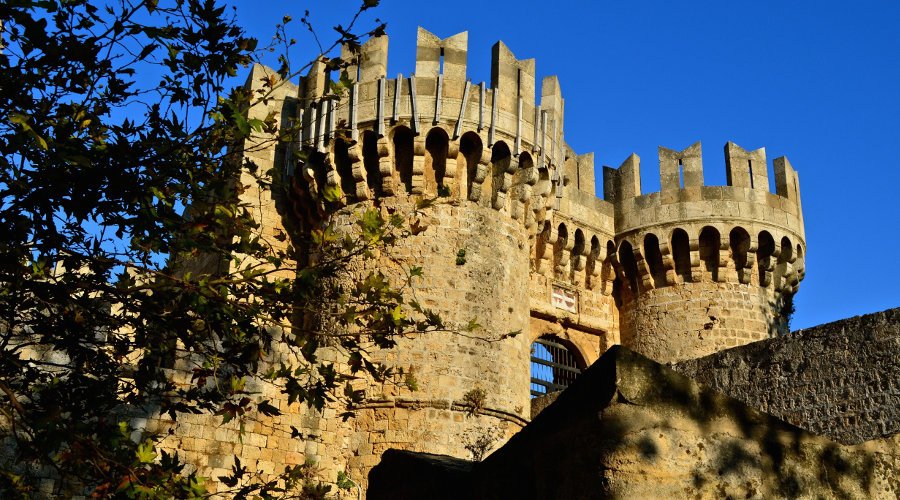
top-left (368, 346), bottom-right (900, 499)
top-left (675, 307), bottom-right (900, 445)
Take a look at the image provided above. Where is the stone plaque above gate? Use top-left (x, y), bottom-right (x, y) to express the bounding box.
top-left (551, 286), bottom-right (577, 313)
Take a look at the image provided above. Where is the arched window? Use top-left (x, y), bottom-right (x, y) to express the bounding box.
top-left (460, 132), bottom-right (484, 200)
top-left (573, 229), bottom-right (586, 272)
top-left (424, 127), bottom-right (449, 196)
top-left (586, 235), bottom-right (601, 288)
top-left (643, 233), bottom-right (665, 288)
top-left (757, 231), bottom-right (775, 286)
top-left (618, 240), bottom-right (639, 295)
top-left (530, 335), bottom-right (584, 397)
top-left (780, 236), bottom-right (793, 261)
top-left (511, 148), bottom-right (532, 208)
top-left (491, 144), bottom-right (515, 207)
top-left (392, 126), bottom-right (414, 194)
top-left (699, 226), bottom-right (721, 281)
top-left (333, 138), bottom-right (356, 201)
top-left (729, 227), bottom-right (751, 282)
top-left (308, 151), bottom-right (328, 197)
top-left (671, 228), bottom-right (691, 282)
top-left (361, 130), bottom-right (382, 197)
top-left (554, 223), bottom-right (568, 276)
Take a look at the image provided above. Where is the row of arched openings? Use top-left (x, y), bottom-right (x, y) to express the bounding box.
top-left (540, 223), bottom-right (803, 297)
top-left (322, 126), bottom-right (545, 209)
top-left (616, 227), bottom-right (803, 296)
top-left (542, 221), bottom-right (615, 292)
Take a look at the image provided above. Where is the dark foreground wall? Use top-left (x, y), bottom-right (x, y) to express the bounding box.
top-left (674, 308), bottom-right (900, 445)
top-left (369, 346), bottom-right (900, 499)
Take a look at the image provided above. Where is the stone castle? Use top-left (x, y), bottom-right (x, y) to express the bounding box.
top-left (158, 27), bottom-right (897, 497)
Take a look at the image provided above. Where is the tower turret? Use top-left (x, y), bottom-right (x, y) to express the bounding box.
top-left (228, 25), bottom-right (805, 494)
top-left (603, 141), bottom-right (805, 363)
top-left (282, 27), bottom-right (620, 487)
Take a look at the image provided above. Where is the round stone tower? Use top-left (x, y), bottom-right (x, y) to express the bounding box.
top-left (603, 141), bottom-right (805, 363)
top-left (167, 25), bottom-right (805, 495)
top-left (282, 28), bottom-right (601, 485)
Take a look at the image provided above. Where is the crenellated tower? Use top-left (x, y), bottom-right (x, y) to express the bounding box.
top-left (272, 27), bottom-right (622, 485)
top-left (603, 142), bottom-right (805, 363)
top-left (232, 25), bottom-right (805, 492)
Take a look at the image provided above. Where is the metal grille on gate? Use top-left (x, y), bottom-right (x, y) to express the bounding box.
top-left (530, 337), bottom-right (582, 397)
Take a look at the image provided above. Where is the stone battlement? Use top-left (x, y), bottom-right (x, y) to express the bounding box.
top-left (300, 28), bottom-right (565, 163)
top-left (281, 27), bottom-right (807, 366)
top-left (603, 141), bottom-right (803, 241)
top-left (141, 25), bottom-right (818, 494)
top-left (291, 28), bottom-right (584, 238)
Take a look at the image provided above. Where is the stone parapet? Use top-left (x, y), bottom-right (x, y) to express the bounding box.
top-left (228, 26), bottom-right (810, 493)
top-left (601, 141), bottom-right (806, 362)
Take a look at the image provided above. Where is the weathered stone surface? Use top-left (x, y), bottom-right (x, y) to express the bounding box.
top-left (13, 27), bottom-right (827, 497)
top-left (368, 347), bottom-right (899, 499)
top-left (154, 30), bottom-right (812, 494)
top-left (674, 307), bottom-right (900, 445)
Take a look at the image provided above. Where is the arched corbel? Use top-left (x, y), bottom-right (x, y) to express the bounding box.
top-left (688, 234), bottom-right (702, 283)
top-left (492, 154), bottom-right (518, 211)
top-left (781, 248), bottom-right (797, 292)
top-left (534, 223), bottom-right (557, 275)
top-left (411, 136), bottom-right (426, 195)
top-left (658, 238), bottom-right (677, 286)
top-left (553, 229), bottom-right (573, 280)
top-left (445, 141), bottom-right (460, 199)
top-left (761, 241), bottom-right (780, 288)
top-left (586, 237), bottom-right (602, 290)
top-left (376, 136), bottom-right (394, 196)
top-left (631, 242), bottom-right (654, 291)
top-left (601, 251), bottom-right (618, 297)
top-left (348, 142), bottom-right (369, 200)
top-left (514, 161), bottom-right (536, 222)
top-left (740, 240), bottom-right (758, 285)
top-left (571, 244), bottom-right (588, 287)
top-left (716, 232), bottom-right (731, 283)
top-left (468, 154), bottom-right (490, 203)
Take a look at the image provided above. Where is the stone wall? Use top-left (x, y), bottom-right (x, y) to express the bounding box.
top-left (368, 347), bottom-right (900, 499)
top-left (620, 281), bottom-right (783, 363)
top-left (142, 195), bottom-right (534, 493)
top-left (335, 198), bottom-right (532, 487)
top-left (146, 27), bottom-right (811, 495)
top-left (675, 307), bottom-right (900, 445)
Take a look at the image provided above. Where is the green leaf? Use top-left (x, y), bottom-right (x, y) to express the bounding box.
top-left (9, 112), bottom-right (48, 150)
top-left (322, 184), bottom-right (343, 202)
top-left (248, 118), bottom-right (265, 133)
top-left (135, 440), bottom-right (156, 464)
top-left (390, 305), bottom-right (405, 325)
top-left (233, 111), bottom-right (250, 136)
top-left (337, 470), bottom-right (355, 490)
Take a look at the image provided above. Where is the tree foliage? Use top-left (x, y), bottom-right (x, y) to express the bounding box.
top-left (0, 0), bottom-right (437, 497)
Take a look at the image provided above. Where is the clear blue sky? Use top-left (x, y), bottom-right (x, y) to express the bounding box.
top-left (232, 0), bottom-right (900, 330)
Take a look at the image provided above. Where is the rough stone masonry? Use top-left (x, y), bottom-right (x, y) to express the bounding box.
top-left (141, 24), bottom-right (881, 498)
